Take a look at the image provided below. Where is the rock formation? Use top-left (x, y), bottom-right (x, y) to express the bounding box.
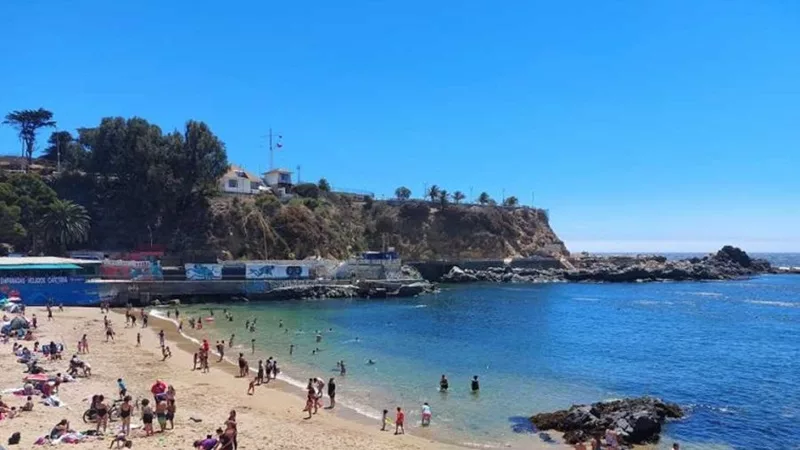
top-left (439, 246), bottom-right (773, 283)
top-left (530, 397), bottom-right (683, 446)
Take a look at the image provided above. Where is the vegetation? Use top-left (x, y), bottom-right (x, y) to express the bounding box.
top-left (0, 107), bottom-right (554, 260)
top-left (394, 186), bottom-right (411, 200)
top-left (3, 108), bottom-right (56, 169)
top-left (503, 196), bottom-right (519, 207)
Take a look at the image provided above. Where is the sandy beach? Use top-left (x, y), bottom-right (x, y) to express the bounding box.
top-left (0, 307), bottom-right (569, 450)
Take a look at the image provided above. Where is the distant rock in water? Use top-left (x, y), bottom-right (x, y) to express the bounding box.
top-left (439, 246), bottom-right (774, 284)
top-left (530, 397), bottom-right (683, 446)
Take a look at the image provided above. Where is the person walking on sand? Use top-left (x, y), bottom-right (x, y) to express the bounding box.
top-left (381, 409), bottom-right (389, 431)
top-left (105, 324), bottom-right (116, 342)
top-left (229, 334), bottom-right (235, 348)
top-left (158, 329), bottom-right (165, 347)
top-left (166, 399), bottom-right (176, 430)
top-left (303, 380), bottom-right (315, 419)
top-left (81, 334), bottom-right (89, 353)
top-left (216, 341), bottom-right (225, 362)
top-left (238, 353), bottom-right (248, 377)
top-left (394, 407), bottom-right (405, 435)
top-left (328, 377), bottom-right (336, 408)
top-left (136, 332), bottom-right (141, 347)
top-left (248, 377), bottom-right (256, 395)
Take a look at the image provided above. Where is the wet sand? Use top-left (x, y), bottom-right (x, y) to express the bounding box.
top-left (0, 307), bottom-right (569, 449)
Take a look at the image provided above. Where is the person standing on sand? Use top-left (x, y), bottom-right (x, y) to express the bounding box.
top-left (81, 334), bottom-right (89, 353)
top-left (394, 407), bottom-right (405, 435)
top-left (216, 341), bottom-right (225, 362)
top-left (136, 332), bottom-right (141, 346)
top-left (381, 409), bottom-right (389, 431)
top-left (119, 396), bottom-right (133, 436)
top-left (237, 353), bottom-right (248, 377)
top-left (141, 399), bottom-right (154, 436)
top-left (328, 377), bottom-right (336, 408)
top-left (158, 329), bottom-right (165, 347)
top-left (303, 380), bottom-right (315, 419)
top-left (256, 360), bottom-right (264, 385)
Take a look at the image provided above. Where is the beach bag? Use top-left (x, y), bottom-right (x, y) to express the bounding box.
top-left (8, 431), bottom-right (20, 444)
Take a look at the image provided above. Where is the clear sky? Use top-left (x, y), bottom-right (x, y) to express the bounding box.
top-left (1, 1), bottom-right (798, 253)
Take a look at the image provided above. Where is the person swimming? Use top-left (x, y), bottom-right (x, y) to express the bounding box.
top-left (367, 359), bottom-right (376, 365)
top-left (471, 375), bottom-right (480, 392)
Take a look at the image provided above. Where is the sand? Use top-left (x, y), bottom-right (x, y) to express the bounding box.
top-left (0, 307), bottom-right (569, 449)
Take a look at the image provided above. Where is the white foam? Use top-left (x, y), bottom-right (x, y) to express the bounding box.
top-left (745, 300), bottom-right (798, 308)
top-left (689, 292), bottom-right (723, 297)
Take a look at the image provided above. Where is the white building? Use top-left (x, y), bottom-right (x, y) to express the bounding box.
top-left (219, 166), bottom-right (267, 195)
top-left (264, 168), bottom-right (293, 187)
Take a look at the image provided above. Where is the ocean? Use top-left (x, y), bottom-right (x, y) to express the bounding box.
top-left (159, 253), bottom-right (800, 450)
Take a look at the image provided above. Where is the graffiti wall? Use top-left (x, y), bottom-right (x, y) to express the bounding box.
top-left (185, 264), bottom-right (223, 280)
top-left (245, 263), bottom-right (310, 280)
top-left (100, 260), bottom-right (163, 281)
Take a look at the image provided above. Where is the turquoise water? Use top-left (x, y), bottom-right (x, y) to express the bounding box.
top-left (162, 258), bottom-right (800, 449)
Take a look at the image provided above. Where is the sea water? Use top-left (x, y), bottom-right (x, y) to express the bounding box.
top-left (165, 254), bottom-right (800, 450)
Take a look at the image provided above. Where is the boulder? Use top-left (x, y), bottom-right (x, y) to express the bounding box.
top-left (531, 397), bottom-right (683, 446)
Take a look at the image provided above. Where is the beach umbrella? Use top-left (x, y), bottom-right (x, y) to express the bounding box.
top-left (7, 296), bottom-right (21, 303)
top-left (8, 316), bottom-right (29, 330)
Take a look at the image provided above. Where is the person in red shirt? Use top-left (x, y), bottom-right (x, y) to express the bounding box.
top-left (150, 380), bottom-right (167, 402)
top-left (394, 407), bottom-right (405, 435)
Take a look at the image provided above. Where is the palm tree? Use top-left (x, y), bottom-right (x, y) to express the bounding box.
top-left (39, 199), bottom-right (90, 254)
top-left (503, 196), bottom-right (519, 207)
top-left (394, 186), bottom-right (411, 200)
top-left (478, 192), bottom-right (491, 205)
top-left (3, 109), bottom-right (56, 169)
top-left (452, 191), bottom-right (466, 204)
top-left (427, 185), bottom-right (440, 202)
top-left (438, 189), bottom-right (449, 207)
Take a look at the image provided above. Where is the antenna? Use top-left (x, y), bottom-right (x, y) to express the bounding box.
top-left (268, 128), bottom-right (283, 170)
top-left (296, 165), bottom-right (301, 183)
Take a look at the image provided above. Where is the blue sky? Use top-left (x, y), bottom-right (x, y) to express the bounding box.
top-left (1, 1), bottom-right (799, 252)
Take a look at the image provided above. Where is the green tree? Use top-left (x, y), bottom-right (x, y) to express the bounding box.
top-left (438, 189), bottom-right (449, 207)
top-left (318, 178), bottom-right (331, 192)
top-left (43, 131), bottom-right (87, 170)
top-left (7, 173), bottom-right (58, 251)
top-left (3, 109), bottom-right (56, 169)
top-left (394, 186), bottom-right (411, 200)
top-left (503, 196), bottom-right (519, 207)
top-left (478, 192), bottom-right (491, 205)
top-left (39, 199), bottom-right (90, 255)
top-left (427, 185), bottom-right (440, 202)
top-left (452, 191), bottom-right (465, 204)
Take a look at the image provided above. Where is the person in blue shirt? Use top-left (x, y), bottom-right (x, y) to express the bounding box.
top-left (117, 378), bottom-right (127, 399)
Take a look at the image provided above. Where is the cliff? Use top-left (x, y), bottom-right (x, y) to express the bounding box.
top-left (207, 190), bottom-right (568, 261)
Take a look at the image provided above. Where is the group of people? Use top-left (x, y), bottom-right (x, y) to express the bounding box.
top-left (192, 409), bottom-right (237, 450)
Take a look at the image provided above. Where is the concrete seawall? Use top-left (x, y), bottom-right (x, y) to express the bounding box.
top-left (407, 256), bottom-right (565, 282)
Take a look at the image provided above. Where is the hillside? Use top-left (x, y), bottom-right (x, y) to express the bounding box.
top-left (208, 189), bottom-right (568, 261)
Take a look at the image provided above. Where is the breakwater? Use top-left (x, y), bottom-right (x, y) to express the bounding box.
top-left (102, 278), bottom-right (435, 306)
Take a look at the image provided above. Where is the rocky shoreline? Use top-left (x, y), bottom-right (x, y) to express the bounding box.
top-left (253, 280), bottom-right (438, 301)
top-left (442, 246), bottom-right (774, 284)
top-left (531, 397), bottom-right (684, 447)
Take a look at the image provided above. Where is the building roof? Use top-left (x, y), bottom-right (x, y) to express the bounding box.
top-left (0, 263), bottom-right (82, 270)
top-left (265, 168), bottom-right (292, 174)
top-left (223, 165), bottom-right (263, 181)
top-left (0, 257), bottom-right (102, 266)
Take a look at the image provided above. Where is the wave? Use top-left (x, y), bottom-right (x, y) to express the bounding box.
top-left (572, 297), bottom-right (599, 302)
top-left (634, 300), bottom-right (674, 306)
top-left (689, 292), bottom-right (723, 297)
top-left (745, 300), bottom-right (799, 308)
top-left (148, 309), bottom-right (383, 421)
top-left (412, 304), bottom-right (428, 308)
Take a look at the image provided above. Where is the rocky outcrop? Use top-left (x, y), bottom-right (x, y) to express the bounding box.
top-left (211, 196), bottom-right (568, 261)
top-left (258, 280), bottom-right (438, 300)
top-left (439, 246), bottom-right (772, 284)
top-left (530, 397), bottom-right (683, 446)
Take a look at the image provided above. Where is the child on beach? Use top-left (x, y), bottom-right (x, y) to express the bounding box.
top-left (108, 431), bottom-right (132, 448)
top-left (394, 407), bottom-right (405, 435)
top-left (118, 378), bottom-right (127, 398)
top-left (161, 346), bottom-right (172, 360)
top-left (141, 399), bottom-right (154, 436)
top-left (166, 399), bottom-right (176, 429)
top-left (155, 399), bottom-right (168, 432)
top-left (248, 377), bottom-right (256, 395)
top-left (120, 396), bottom-right (133, 435)
top-left (381, 409), bottom-right (389, 431)
top-left (421, 402), bottom-right (432, 426)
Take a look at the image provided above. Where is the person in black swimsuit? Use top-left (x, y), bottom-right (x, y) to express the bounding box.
top-left (95, 394), bottom-right (109, 434)
top-left (120, 396), bottom-right (132, 435)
